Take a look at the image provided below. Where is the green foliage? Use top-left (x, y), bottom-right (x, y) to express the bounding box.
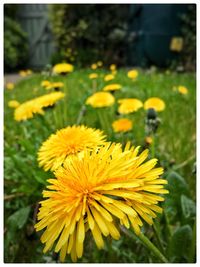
top-left (4, 12), bottom-right (28, 71)
top-left (8, 206), bottom-right (31, 230)
top-left (168, 225), bottom-right (193, 262)
top-left (48, 4), bottom-right (129, 66)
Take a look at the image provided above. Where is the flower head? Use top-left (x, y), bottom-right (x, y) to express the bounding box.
top-left (112, 118), bottom-right (133, 133)
top-left (38, 125), bottom-right (106, 172)
top-left (103, 83), bottom-right (122, 92)
top-left (144, 97), bottom-right (165, 112)
top-left (89, 73), bottom-right (98, 79)
top-left (8, 100), bottom-right (20, 109)
top-left (118, 98), bottom-right (143, 114)
top-left (53, 63), bottom-right (74, 75)
top-left (127, 69), bottom-right (139, 80)
top-left (41, 80), bottom-right (51, 88)
top-left (178, 86), bottom-right (188, 95)
top-left (35, 142), bottom-right (168, 262)
top-left (97, 61), bottom-right (103, 67)
top-left (19, 70), bottom-right (27, 77)
top-left (14, 92), bottom-right (65, 121)
top-left (46, 82), bottom-right (64, 90)
top-left (91, 63), bottom-right (97, 70)
top-left (104, 74), bottom-right (115, 82)
top-left (86, 92), bottom-right (115, 108)
top-left (6, 83), bottom-right (14, 90)
top-left (110, 64), bottom-right (116, 71)
top-left (145, 136), bottom-right (153, 145)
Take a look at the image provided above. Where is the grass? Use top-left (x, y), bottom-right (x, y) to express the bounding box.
top-left (4, 68), bottom-right (196, 263)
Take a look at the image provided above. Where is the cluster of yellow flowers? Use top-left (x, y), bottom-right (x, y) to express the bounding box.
top-left (19, 69), bottom-right (33, 77)
top-left (14, 92), bottom-right (65, 121)
top-left (91, 61), bottom-right (103, 70)
top-left (35, 125), bottom-right (168, 262)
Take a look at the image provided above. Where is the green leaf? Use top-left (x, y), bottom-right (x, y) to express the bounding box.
top-left (168, 225), bottom-right (193, 262)
top-left (181, 194), bottom-right (196, 219)
top-left (8, 206), bottom-right (31, 230)
top-left (166, 171), bottom-right (190, 197)
top-left (163, 171), bottom-right (190, 223)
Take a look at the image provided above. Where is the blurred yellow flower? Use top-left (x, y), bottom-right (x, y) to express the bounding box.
top-left (53, 63), bottom-right (74, 74)
top-left (89, 73), bottom-right (98, 79)
top-left (145, 136), bottom-right (153, 145)
top-left (178, 86), bottom-right (188, 95)
top-left (26, 69), bottom-right (33, 75)
top-left (118, 98), bottom-right (143, 114)
top-left (35, 142), bottom-right (168, 262)
top-left (103, 83), bottom-right (122, 92)
top-left (104, 74), bottom-right (115, 82)
top-left (14, 92), bottom-right (65, 121)
top-left (6, 82), bottom-right (14, 90)
top-left (91, 63), bottom-right (97, 70)
top-left (112, 118), bottom-right (133, 133)
top-left (46, 82), bottom-right (64, 90)
top-left (41, 80), bottom-right (51, 88)
top-left (86, 92), bottom-right (115, 108)
top-left (97, 61), bottom-right (103, 67)
top-left (110, 64), bottom-right (116, 71)
top-left (127, 69), bottom-right (139, 80)
top-left (144, 97), bottom-right (165, 111)
top-left (19, 70), bottom-right (27, 77)
top-left (8, 100), bottom-right (20, 109)
top-left (38, 125), bottom-right (106, 172)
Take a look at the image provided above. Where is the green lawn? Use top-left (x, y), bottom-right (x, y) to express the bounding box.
top-left (4, 68), bottom-right (196, 263)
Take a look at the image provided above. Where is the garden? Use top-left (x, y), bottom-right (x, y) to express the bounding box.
top-left (4, 3), bottom-right (196, 264)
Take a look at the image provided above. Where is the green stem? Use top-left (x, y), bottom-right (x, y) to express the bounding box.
top-left (97, 108), bottom-right (111, 137)
top-left (137, 232), bottom-right (168, 263)
top-left (76, 105), bottom-right (86, 125)
top-left (153, 221), bottom-right (165, 254)
top-left (151, 133), bottom-right (155, 158)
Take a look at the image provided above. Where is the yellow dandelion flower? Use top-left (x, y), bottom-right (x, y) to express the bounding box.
top-left (89, 73), bottom-right (98, 79)
top-left (14, 92), bottom-right (65, 121)
top-left (110, 64), bottom-right (116, 71)
top-left (97, 61), bottom-right (103, 67)
top-left (53, 63), bottom-right (74, 75)
top-left (8, 100), bottom-right (20, 109)
top-left (45, 82), bottom-right (64, 90)
top-left (35, 92), bottom-right (65, 108)
top-left (118, 98), bottom-right (143, 114)
top-left (104, 74), bottom-right (115, 82)
top-left (103, 83), bottom-right (122, 92)
top-left (91, 63), bottom-right (97, 70)
top-left (144, 97), bottom-right (165, 112)
top-left (86, 92), bottom-right (115, 108)
top-left (38, 125), bottom-right (106, 172)
top-left (14, 101), bottom-right (44, 121)
top-left (26, 69), bottom-right (33, 75)
top-left (19, 70), bottom-right (27, 77)
top-left (5, 82), bottom-right (14, 90)
top-left (35, 142), bottom-right (168, 262)
top-left (127, 69), bottom-right (139, 80)
top-left (112, 118), bottom-right (133, 133)
top-left (41, 80), bottom-right (51, 88)
top-left (178, 86), bottom-right (188, 95)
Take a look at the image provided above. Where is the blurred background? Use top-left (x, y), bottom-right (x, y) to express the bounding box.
top-left (4, 3), bottom-right (196, 72)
